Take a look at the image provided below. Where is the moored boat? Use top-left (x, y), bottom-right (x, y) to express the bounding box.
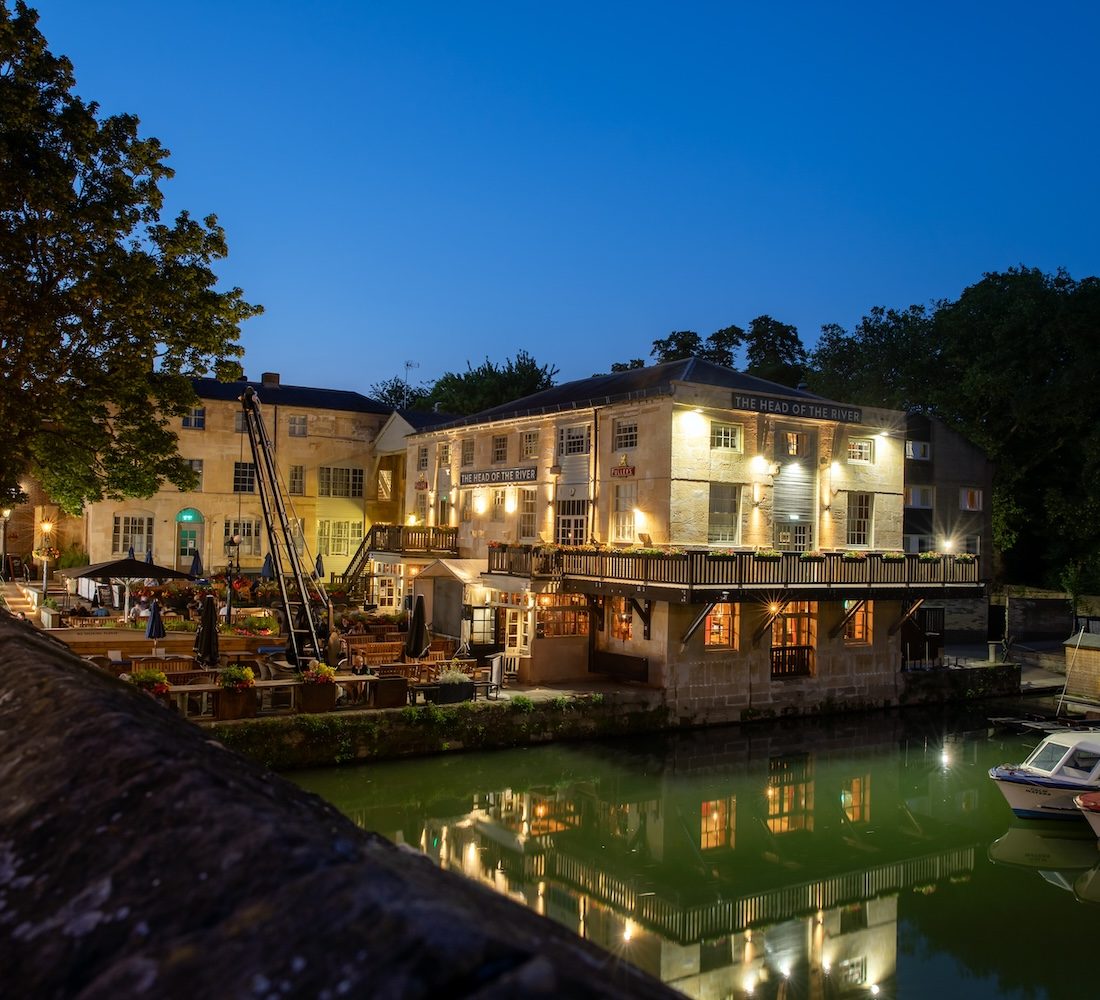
top-left (989, 731), bottom-right (1100, 820)
top-left (1074, 791), bottom-right (1100, 837)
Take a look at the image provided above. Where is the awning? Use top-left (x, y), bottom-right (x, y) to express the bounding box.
top-left (417, 559), bottom-right (487, 586)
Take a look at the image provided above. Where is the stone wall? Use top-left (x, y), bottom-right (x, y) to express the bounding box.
top-left (0, 614), bottom-right (676, 999)
top-left (1007, 595), bottom-right (1073, 640)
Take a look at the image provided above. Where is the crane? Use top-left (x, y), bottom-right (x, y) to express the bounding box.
top-left (238, 385), bottom-right (328, 664)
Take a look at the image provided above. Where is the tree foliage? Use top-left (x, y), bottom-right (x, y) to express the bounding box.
top-left (650, 325), bottom-right (744, 367)
top-left (743, 315), bottom-right (807, 387)
top-left (806, 267), bottom-right (1100, 589)
top-left (421, 351), bottom-right (559, 416)
top-left (0, 2), bottom-right (260, 512)
top-left (368, 375), bottom-right (430, 411)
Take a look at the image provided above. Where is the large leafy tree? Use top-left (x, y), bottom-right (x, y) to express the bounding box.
top-left (806, 267), bottom-right (1100, 589)
top-left (743, 314), bottom-right (807, 387)
top-left (650, 325), bottom-right (744, 367)
top-left (424, 351), bottom-right (559, 416)
top-left (0, 2), bottom-right (259, 512)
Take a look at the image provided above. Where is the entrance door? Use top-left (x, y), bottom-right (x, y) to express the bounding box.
top-left (176, 523), bottom-right (203, 571)
top-left (556, 499), bottom-right (588, 545)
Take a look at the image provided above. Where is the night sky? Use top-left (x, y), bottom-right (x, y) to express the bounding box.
top-left (35, 1), bottom-right (1100, 390)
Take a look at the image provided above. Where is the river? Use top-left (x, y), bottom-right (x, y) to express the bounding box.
top-left (293, 707), bottom-right (1100, 999)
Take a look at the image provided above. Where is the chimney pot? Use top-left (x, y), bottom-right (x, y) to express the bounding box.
top-left (261, 372), bottom-right (280, 387)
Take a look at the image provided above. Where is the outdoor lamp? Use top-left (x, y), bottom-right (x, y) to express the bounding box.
top-left (224, 533), bottom-right (242, 625)
top-left (0, 508), bottom-right (11, 583)
top-left (40, 520), bottom-right (53, 598)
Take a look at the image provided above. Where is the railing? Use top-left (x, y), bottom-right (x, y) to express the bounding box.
top-left (771, 645), bottom-right (814, 678)
top-left (486, 547), bottom-right (980, 590)
top-left (365, 523), bottom-right (459, 556)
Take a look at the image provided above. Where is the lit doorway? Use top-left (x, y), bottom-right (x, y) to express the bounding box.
top-left (175, 508), bottom-right (204, 571)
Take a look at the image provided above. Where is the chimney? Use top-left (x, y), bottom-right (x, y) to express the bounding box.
top-left (261, 372), bottom-right (280, 388)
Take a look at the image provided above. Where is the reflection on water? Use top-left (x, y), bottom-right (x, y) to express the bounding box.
top-left (294, 712), bottom-right (1100, 999)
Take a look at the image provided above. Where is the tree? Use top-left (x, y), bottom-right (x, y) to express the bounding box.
top-left (425, 351), bottom-right (559, 416)
top-left (368, 375), bottom-right (430, 411)
top-left (0, 2), bottom-right (260, 512)
top-left (609, 359), bottom-right (646, 372)
top-left (649, 325), bottom-right (744, 367)
top-left (743, 315), bottom-right (807, 387)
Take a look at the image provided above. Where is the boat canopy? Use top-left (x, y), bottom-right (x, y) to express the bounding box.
top-left (1022, 734), bottom-right (1100, 778)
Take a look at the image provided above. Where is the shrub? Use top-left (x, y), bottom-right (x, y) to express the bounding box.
top-left (509, 695), bottom-right (535, 713)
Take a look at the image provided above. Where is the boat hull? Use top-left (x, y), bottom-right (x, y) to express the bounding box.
top-left (1074, 792), bottom-right (1100, 837)
top-left (989, 766), bottom-right (1095, 820)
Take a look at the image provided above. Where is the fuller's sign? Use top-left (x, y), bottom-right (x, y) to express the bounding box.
top-left (459, 466), bottom-right (538, 486)
top-left (610, 465), bottom-right (635, 478)
top-left (731, 393), bottom-right (863, 424)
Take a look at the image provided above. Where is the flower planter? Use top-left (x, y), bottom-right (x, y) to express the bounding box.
top-left (39, 606), bottom-right (62, 629)
top-left (298, 683), bottom-right (337, 714)
top-left (216, 687), bottom-right (258, 720)
top-left (426, 681), bottom-right (475, 704)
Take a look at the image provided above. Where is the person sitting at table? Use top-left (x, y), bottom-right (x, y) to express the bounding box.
top-left (348, 619), bottom-right (366, 636)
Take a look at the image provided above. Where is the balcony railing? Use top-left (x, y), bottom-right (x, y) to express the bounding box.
top-left (485, 546), bottom-right (980, 592)
top-left (771, 645), bottom-right (814, 678)
top-left (366, 524), bottom-right (459, 556)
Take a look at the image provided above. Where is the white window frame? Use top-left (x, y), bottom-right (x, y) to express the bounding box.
top-left (847, 438), bottom-right (874, 464)
top-left (960, 488), bottom-right (983, 512)
top-left (225, 519), bottom-right (262, 556)
top-left (613, 419), bottom-right (638, 451)
top-left (288, 464), bottom-right (304, 495)
top-left (612, 482), bottom-right (637, 543)
top-left (905, 440), bottom-right (931, 460)
top-left (710, 422), bottom-right (743, 451)
top-left (519, 487), bottom-right (537, 539)
top-left (491, 488), bottom-right (506, 522)
top-left (417, 446), bottom-right (429, 471)
top-left (520, 430), bottom-right (539, 460)
top-left (112, 514), bottom-right (153, 555)
top-left (461, 439), bottom-right (475, 466)
top-left (288, 414), bottom-right (307, 438)
top-left (182, 407), bottom-right (206, 430)
top-left (438, 443), bottom-right (450, 465)
top-left (708, 482), bottom-right (741, 544)
top-left (846, 492), bottom-right (873, 547)
top-left (491, 435), bottom-right (508, 464)
top-left (558, 424), bottom-right (590, 456)
top-left (904, 485), bottom-right (934, 509)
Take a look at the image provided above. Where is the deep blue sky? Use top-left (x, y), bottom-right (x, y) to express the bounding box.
top-left (34, 1), bottom-right (1100, 392)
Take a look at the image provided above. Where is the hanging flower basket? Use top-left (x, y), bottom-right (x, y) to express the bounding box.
top-left (33, 546), bottom-right (61, 561)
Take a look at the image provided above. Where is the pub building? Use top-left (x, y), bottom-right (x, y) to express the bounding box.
top-left (366, 358), bottom-right (984, 720)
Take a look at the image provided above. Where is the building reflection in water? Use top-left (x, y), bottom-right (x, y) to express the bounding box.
top-left (311, 718), bottom-right (1015, 1000)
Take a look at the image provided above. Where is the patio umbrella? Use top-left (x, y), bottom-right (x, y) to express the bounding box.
top-left (127, 545), bottom-right (135, 560)
top-left (314, 553), bottom-right (324, 580)
top-left (61, 556), bottom-right (192, 621)
top-left (189, 550), bottom-right (204, 579)
top-left (404, 594), bottom-right (431, 661)
top-left (145, 599), bottom-right (166, 655)
top-left (193, 594), bottom-right (220, 667)
top-left (260, 552), bottom-right (273, 579)
top-left (145, 549), bottom-right (153, 565)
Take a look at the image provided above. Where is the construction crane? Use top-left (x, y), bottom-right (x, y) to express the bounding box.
top-left (238, 385), bottom-right (329, 664)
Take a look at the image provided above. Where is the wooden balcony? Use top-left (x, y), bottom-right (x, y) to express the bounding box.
top-left (485, 546), bottom-right (983, 603)
top-left (366, 524), bottom-right (459, 557)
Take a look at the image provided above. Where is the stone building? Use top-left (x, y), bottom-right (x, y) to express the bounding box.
top-left (385, 359), bottom-right (983, 719)
top-left (80, 373), bottom-right (391, 579)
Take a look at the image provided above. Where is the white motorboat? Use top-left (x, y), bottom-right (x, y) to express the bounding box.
top-left (989, 731), bottom-right (1100, 820)
top-left (1074, 790), bottom-right (1100, 838)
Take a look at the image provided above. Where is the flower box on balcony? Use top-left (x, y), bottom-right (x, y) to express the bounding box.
top-left (753, 549), bottom-right (783, 562)
top-left (841, 551), bottom-right (868, 562)
top-left (707, 549), bottom-right (739, 559)
top-left (918, 552), bottom-right (943, 562)
top-left (953, 553), bottom-right (977, 564)
top-left (798, 551), bottom-right (825, 562)
top-left (880, 551), bottom-right (907, 562)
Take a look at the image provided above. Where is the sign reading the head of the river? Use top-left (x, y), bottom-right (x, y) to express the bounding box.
top-left (459, 467), bottom-right (538, 486)
top-left (732, 393), bottom-right (862, 424)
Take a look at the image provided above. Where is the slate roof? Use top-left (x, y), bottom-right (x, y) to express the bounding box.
top-left (192, 377), bottom-right (391, 415)
top-left (398, 408), bottom-right (461, 429)
top-left (431, 357), bottom-right (823, 430)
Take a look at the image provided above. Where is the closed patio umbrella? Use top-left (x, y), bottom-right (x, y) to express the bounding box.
top-left (404, 594), bottom-right (431, 661)
top-left (145, 549), bottom-right (153, 565)
top-left (193, 594), bottom-right (220, 667)
top-left (189, 550), bottom-right (204, 579)
top-left (127, 545), bottom-right (135, 560)
top-left (314, 553), bottom-right (324, 580)
top-left (145, 599), bottom-right (166, 655)
top-left (260, 553), bottom-right (273, 579)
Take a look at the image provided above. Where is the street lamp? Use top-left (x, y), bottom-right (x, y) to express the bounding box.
top-left (40, 520), bottom-right (53, 598)
top-left (0, 508), bottom-right (11, 582)
top-left (224, 533), bottom-right (242, 625)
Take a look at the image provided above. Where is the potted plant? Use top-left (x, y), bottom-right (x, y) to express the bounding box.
top-left (841, 550), bottom-right (868, 562)
top-left (880, 551), bottom-right (907, 562)
top-left (918, 551), bottom-right (943, 562)
top-left (39, 596), bottom-right (62, 628)
top-left (753, 548), bottom-right (783, 562)
top-left (426, 667), bottom-right (475, 704)
top-left (216, 664), bottom-right (257, 720)
top-left (798, 550), bottom-right (825, 562)
top-left (128, 668), bottom-right (171, 705)
top-left (298, 662), bottom-right (338, 713)
top-left (953, 552), bottom-right (977, 563)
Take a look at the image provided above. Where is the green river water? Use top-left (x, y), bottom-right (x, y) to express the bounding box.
top-left (293, 708), bottom-right (1100, 999)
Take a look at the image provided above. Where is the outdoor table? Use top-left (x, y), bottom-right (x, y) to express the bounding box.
top-left (333, 672), bottom-right (374, 707)
top-left (166, 678), bottom-right (302, 718)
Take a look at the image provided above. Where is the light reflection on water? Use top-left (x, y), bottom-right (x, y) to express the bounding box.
top-left (293, 711), bottom-right (1100, 1000)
